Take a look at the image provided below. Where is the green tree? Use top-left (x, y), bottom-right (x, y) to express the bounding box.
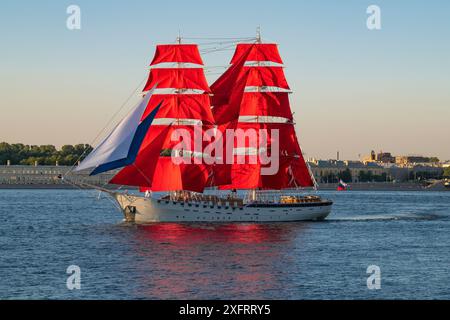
top-left (60, 145), bottom-right (76, 156)
top-left (444, 167), bottom-right (450, 178)
top-left (0, 142), bottom-right (12, 164)
top-left (338, 168), bottom-right (352, 183)
top-left (359, 170), bottom-right (375, 182)
top-left (0, 142), bottom-right (92, 166)
top-left (373, 172), bottom-right (388, 182)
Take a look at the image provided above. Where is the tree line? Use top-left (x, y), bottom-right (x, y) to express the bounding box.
top-left (0, 142), bottom-right (93, 166)
top-left (443, 167), bottom-right (450, 178)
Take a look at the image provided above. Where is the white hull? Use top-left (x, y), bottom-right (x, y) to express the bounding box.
top-left (112, 193), bottom-right (332, 223)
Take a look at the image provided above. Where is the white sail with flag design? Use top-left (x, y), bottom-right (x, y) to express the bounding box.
top-left (75, 86), bottom-right (160, 175)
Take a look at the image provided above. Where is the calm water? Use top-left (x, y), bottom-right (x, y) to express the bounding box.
top-left (0, 189), bottom-right (449, 300)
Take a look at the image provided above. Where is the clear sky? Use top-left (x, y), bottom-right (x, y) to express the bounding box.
top-left (1, 0), bottom-right (449, 160)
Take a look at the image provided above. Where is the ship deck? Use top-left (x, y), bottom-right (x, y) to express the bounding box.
top-left (158, 193), bottom-right (327, 208)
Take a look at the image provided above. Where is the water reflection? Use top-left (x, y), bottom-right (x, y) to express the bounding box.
top-left (125, 223), bottom-right (308, 299)
top-left (136, 223), bottom-right (290, 244)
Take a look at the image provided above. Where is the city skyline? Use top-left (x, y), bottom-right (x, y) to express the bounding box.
top-left (1, 0), bottom-right (449, 160)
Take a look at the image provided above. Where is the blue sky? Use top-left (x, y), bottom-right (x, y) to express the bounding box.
top-left (1, 0), bottom-right (449, 160)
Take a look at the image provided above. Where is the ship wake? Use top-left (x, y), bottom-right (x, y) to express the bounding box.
top-left (328, 211), bottom-right (449, 222)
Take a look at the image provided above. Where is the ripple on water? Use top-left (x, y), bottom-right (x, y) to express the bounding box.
top-left (0, 189), bottom-right (449, 299)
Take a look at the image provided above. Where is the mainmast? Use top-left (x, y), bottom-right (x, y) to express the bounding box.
top-left (211, 37), bottom-right (314, 190)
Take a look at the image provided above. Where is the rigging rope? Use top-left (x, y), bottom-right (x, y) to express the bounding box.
top-left (196, 39), bottom-right (255, 46)
top-left (183, 37), bottom-right (255, 40)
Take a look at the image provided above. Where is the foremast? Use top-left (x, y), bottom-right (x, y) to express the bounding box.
top-left (110, 38), bottom-right (215, 193)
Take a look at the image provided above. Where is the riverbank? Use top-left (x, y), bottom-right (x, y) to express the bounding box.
top-left (0, 183), bottom-right (121, 190)
top-left (0, 182), bottom-right (448, 191)
top-left (319, 182), bottom-right (426, 191)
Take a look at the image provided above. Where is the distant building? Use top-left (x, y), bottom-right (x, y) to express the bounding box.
top-left (395, 155), bottom-right (432, 165)
top-left (376, 152), bottom-right (395, 164)
top-left (0, 165), bottom-right (115, 186)
top-left (308, 159), bottom-right (388, 183)
top-left (361, 150), bottom-right (440, 167)
top-left (362, 150), bottom-right (377, 163)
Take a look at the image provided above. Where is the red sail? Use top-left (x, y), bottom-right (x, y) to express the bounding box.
top-left (150, 44), bottom-right (203, 66)
top-left (289, 133), bottom-right (314, 187)
top-left (244, 67), bottom-right (290, 89)
top-left (239, 92), bottom-right (293, 119)
top-left (111, 124), bottom-right (212, 192)
top-left (212, 67), bottom-right (251, 125)
top-left (143, 68), bottom-right (210, 92)
top-left (142, 94), bottom-right (215, 125)
top-left (210, 45), bottom-right (253, 109)
top-left (219, 123), bottom-right (312, 189)
top-left (211, 42), bottom-right (314, 189)
top-left (110, 125), bottom-right (172, 187)
top-left (230, 43), bottom-right (283, 64)
top-left (144, 123), bottom-right (212, 192)
top-left (110, 43), bottom-right (214, 192)
top-left (150, 158), bottom-right (209, 192)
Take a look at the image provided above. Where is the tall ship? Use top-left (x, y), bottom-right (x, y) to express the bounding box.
top-left (72, 33), bottom-right (333, 223)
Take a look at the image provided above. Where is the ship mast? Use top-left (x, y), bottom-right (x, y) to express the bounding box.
top-left (254, 27), bottom-right (261, 201)
top-left (110, 39), bottom-right (215, 193)
top-left (256, 26), bottom-right (261, 44)
top-left (210, 33), bottom-right (315, 191)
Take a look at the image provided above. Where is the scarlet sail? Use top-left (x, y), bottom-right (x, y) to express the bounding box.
top-left (143, 68), bottom-right (210, 92)
top-left (230, 43), bottom-right (283, 64)
top-left (109, 41), bottom-right (314, 192)
top-left (110, 43), bottom-right (214, 192)
top-left (142, 94), bottom-right (215, 123)
top-left (211, 43), bottom-right (314, 189)
top-left (150, 44), bottom-right (204, 66)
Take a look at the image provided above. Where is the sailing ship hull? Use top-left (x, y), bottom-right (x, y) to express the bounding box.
top-left (112, 193), bottom-right (332, 223)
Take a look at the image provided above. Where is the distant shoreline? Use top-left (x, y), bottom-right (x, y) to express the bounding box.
top-left (0, 182), bottom-right (448, 191)
top-left (0, 184), bottom-right (121, 190)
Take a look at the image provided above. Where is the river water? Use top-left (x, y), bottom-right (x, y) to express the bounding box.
top-left (0, 189), bottom-right (449, 299)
